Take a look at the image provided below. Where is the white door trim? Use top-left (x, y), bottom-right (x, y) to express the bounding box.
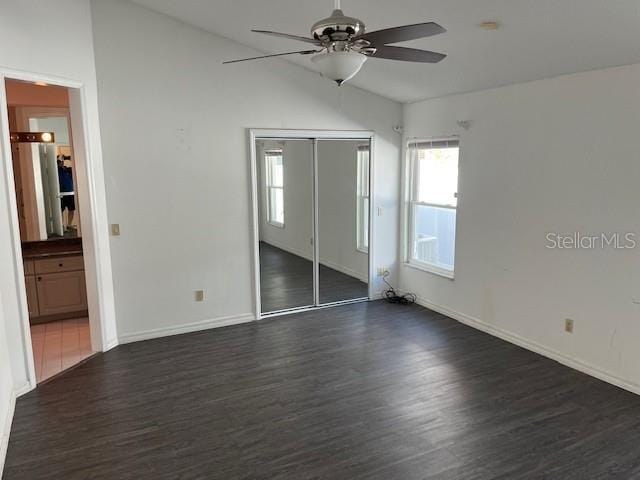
top-left (248, 128), bottom-right (375, 320)
top-left (0, 68), bottom-right (117, 394)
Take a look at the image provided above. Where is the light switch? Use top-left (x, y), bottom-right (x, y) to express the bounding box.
top-left (195, 290), bottom-right (204, 302)
top-left (377, 206), bottom-right (384, 216)
top-left (110, 224), bottom-right (120, 236)
top-left (564, 318), bottom-right (574, 333)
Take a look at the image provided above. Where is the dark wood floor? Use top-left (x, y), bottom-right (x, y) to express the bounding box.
top-left (259, 242), bottom-right (368, 313)
top-left (5, 301), bottom-right (640, 479)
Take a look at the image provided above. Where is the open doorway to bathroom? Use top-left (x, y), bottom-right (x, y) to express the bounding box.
top-left (5, 79), bottom-right (94, 383)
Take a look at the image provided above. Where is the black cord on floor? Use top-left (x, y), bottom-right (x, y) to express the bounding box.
top-left (381, 271), bottom-right (417, 305)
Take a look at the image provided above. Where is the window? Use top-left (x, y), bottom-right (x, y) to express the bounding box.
top-left (356, 145), bottom-right (370, 253)
top-left (265, 150), bottom-right (284, 227)
top-left (406, 139), bottom-right (459, 277)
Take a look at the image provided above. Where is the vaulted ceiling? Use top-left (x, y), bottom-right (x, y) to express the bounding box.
top-left (131, 0), bottom-right (640, 103)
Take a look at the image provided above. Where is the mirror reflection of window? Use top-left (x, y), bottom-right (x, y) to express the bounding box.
top-left (356, 146), bottom-right (370, 253)
top-left (265, 150), bottom-right (284, 228)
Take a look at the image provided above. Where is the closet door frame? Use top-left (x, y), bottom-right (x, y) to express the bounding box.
top-left (249, 129), bottom-right (375, 320)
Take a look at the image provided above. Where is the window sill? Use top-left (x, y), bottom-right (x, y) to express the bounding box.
top-left (356, 247), bottom-right (369, 254)
top-left (403, 261), bottom-right (455, 280)
top-left (267, 221), bottom-right (285, 229)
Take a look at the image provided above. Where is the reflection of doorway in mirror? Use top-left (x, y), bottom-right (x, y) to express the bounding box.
top-left (57, 145), bottom-right (80, 237)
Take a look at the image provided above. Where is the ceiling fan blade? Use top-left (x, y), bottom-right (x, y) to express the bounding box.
top-left (357, 22), bottom-right (446, 45)
top-left (223, 50), bottom-right (318, 64)
top-left (371, 45), bottom-right (446, 63)
top-left (252, 30), bottom-right (320, 45)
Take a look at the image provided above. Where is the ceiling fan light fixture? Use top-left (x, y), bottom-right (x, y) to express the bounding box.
top-left (311, 50), bottom-right (367, 86)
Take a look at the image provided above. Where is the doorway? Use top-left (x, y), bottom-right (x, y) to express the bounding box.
top-left (1, 75), bottom-right (106, 388)
top-left (250, 129), bottom-right (375, 318)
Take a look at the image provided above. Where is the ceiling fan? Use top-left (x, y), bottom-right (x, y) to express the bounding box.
top-left (223, 0), bottom-right (447, 86)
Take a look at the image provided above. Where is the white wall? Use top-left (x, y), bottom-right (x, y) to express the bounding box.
top-left (33, 117), bottom-right (70, 145)
top-left (401, 63), bottom-right (640, 393)
top-left (91, 0), bottom-right (402, 340)
top-left (0, 293), bottom-right (15, 475)
top-left (0, 0), bottom-right (117, 413)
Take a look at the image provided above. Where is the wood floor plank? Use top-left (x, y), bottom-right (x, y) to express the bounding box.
top-left (7, 301), bottom-right (640, 479)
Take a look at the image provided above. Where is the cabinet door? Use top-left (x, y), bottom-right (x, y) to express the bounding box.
top-left (36, 271), bottom-right (87, 316)
top-left (24, 260), bottom-right (35, 276)
top-left (25, 275), bottom-right (39, 317)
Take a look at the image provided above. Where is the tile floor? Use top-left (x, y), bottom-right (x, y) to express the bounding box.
top-left (30, 318), bottom-right (94, 383)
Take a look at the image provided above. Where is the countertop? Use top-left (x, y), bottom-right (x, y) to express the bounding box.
top-left (23, 250), bottom-right (83, 260)
top-left (22, 237), bottom-right (83, 261)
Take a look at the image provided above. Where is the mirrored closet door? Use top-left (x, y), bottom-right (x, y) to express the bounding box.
top-left (254, 133), bottom-right (372, 317)
top-left (256, 139), bottom-right (314, 313)
top-left (317, 140), bottom-right (370, 304)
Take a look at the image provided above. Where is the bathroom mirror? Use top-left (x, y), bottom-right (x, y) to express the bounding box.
top-left (9, 107), bottom-right (81, 242)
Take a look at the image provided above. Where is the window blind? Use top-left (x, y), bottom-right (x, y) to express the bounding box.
top-left (408, 139), bottom-right (459, 150)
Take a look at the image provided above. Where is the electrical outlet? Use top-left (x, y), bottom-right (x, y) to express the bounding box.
top-left (195, 290), bottom-right (204, 302)
top-left (565, 318), bottom-right (574, 334)
top-left (110, 224), bottom-right (120, 236)
top-left (377, 267), bottom-right (388, 277)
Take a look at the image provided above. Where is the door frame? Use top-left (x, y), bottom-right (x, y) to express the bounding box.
top-left (0, 69), bottom-right (117, 394)
top-left (248, 128), bottom-right (376, 320)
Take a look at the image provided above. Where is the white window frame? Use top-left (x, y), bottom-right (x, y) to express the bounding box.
top-left (356, 146), bottom-right (369, 253)
top-left (405, 138), bottom-right (460, 279)
top-left (265, 149), bottom-right (284, 228)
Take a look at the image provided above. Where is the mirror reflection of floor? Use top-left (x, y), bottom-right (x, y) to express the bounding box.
top-left (47, 226), bottom-right (80, 240)
top-left (260, 242), bottom-right (368, 313)
top-left (30, 318), bottom-right (94, 383)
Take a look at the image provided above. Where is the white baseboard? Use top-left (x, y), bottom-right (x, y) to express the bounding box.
top-left (320, 258), bottom-right (368, 283)
top-left (414, 295), bottom-right (640, 397)
top-left (0, 391), bottom-right (16, 477)
top-left (261, 239), bottom-right (313, 262)
top-left (13, 382), bottom-right (33, 398)
top-left (118, 313), bottom-right (256, 344)
top-left (103, 338), bottom-right (119, 352)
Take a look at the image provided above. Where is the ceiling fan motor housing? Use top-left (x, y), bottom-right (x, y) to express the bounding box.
top-left (311, 9), bottom-right (365, 44)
